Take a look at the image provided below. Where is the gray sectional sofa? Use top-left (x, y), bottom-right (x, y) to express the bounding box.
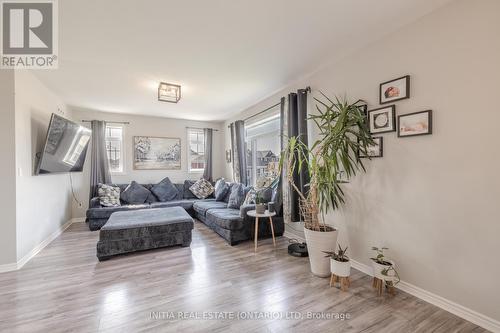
top-left (87, 180), bottom-right (283, 245)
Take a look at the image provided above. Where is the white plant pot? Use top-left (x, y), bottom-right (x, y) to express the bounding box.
top-left (371, 259), bottom-right (396, 282)
top-left (304, 227), bottom-right (338, 277)
top-left (330, 258), bottom-right (351, 277)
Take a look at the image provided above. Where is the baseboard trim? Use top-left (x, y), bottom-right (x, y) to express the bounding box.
top-left (71, 217), bottom-right (86, 223)
top-left (0, 262), bottom-right (18, 273)
top-left (0, 218), bottom-right (76, 274)
top-left (350, 260), bottom-right (500, 332)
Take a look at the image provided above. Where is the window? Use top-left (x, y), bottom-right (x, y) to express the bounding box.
top-left (188, 128), bottom-right (205, 172)
top-left (245, 113), bottom-right (281, 187)
top-left (105, 125), bottom-right (124, 173)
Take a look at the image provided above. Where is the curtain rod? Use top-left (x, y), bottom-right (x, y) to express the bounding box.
top-left (81, 120), bottom-right (130, 124)
top-left (234, 86), bottom-right (310, 125)
top-left (186, 126), bottom-right (219, 132)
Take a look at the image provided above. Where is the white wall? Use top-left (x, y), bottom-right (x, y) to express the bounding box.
top-left (70, 108), bottom-right (224, 218)
top-left (223, 0), bottom-right (500, 323)
top-left (14, 71), bottom-right (74, 262)
top-left (0, 70), bottom-right (17, 266)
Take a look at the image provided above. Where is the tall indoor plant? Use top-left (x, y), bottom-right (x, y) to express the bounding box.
top-left (281, 93), bottom-right (374, 277)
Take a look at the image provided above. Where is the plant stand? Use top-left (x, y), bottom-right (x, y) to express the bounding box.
top-left (329, 274), bottom-right (350, 291)
top-left (372, 277), bottom-right (396, 296)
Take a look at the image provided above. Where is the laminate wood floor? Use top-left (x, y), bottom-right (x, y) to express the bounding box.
top-left (0, 221), bottom-right (487, 333)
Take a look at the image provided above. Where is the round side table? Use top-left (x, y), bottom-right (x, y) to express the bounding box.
top-left (247, 210), bottom-right (277, 252)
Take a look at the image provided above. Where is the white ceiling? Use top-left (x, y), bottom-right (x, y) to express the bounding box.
top-left (33, 0), bottom-right (454, 121)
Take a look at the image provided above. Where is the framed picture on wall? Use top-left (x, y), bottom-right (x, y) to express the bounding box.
top-left (133, 136), bottom-right (181, 170)
top-left (225, 149), bottom-right (232, 163)
top-left (398, 110), bottom-right (433, 137)
top-left (368, 105), bottom-right (396, 134)
top-left (358, 137), bottom-right (383, 158)
top-left (380, 75), bottom-right (410, 104)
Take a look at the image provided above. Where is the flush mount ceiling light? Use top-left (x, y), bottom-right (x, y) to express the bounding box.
top-left (158, 82), bottom-right (181, 103)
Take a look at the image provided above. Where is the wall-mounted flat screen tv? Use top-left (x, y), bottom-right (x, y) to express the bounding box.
top-left (35, 114), bottom-right (92, 175)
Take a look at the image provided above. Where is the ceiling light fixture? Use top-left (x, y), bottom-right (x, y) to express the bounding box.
top-left (158, 82), bottom-right (181, 103)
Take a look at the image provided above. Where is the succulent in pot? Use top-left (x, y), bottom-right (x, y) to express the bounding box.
top-left (324, 245), bottom-right (350, 277)
top-left (370, 247), bottom-right (400, 285)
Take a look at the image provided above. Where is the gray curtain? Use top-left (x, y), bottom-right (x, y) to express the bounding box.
top-left (202, 128), bottom-right (213, 181)
top-left (288, 89), bottom-right (309, 222)
top-left (89, 120), bottom-right (111, 203)
top-left (230, 120), bottom-right (247, 185)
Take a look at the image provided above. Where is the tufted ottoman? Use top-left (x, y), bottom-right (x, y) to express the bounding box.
top-left (96, 207), bottom-right (194, 261)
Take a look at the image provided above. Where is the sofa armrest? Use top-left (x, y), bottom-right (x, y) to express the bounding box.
top-left (240, 204), bottom-right (256, 218)
top-left (89, 197), bottom-right (102, 209)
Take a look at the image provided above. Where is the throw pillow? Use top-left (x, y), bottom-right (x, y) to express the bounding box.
top-left (189, 178), bottom-right (215, 199)
top-left (227, 183), bottom-right (246, 209)
top-left (214, 178), bottom-right (230, 201)
top-left (223, 183), bottom-right (234, 203)
top-left (242, 187), bottom-right (256, 205)
top-left (121, 181), bottom-right (151, 204)
top-left (98, 183), bottom-right (121, 207)
top-left (183, 180), bottom-right (197, 199)
top-left (151, 177), bottom-right (179, 202)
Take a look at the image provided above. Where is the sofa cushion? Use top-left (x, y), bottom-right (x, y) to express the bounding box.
top-left (213, 179), bottom-right (229, 201)
top-left (189, 178), bottom-right (214, 199)
top-left (206, 208), bottom-right (244, 230)
top-left (183, 180), bottom-right (197, 199)
top-left (98, 183), bottom-right (121, 207)
top-left (87, 204), bottom-right (150, 220)
top-left (150, 199), bottom-right (199, 211)
top-left (151, 177), bottom-right (179, 202)
top-left (193, 200), bottom-right (227, 217)
top-left (121, 181), bottom-right (151, 204)
top-left (227, 183), bottom-right (247, 209)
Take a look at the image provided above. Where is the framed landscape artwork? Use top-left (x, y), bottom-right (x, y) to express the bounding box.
top-left (358, 137), bottom-right (383, 158)
top-left (368, 105), bottom-right (396, 134)
top-left (380, 75), bottom-right (410, 104)
top-left (398, 110), bottom-right (433, 137)
top-left (133, 136), bottom-right (181, 170)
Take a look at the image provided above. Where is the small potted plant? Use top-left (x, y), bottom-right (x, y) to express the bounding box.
top-left (324, 245), bottom-right (350, 278)
top-left (370, 247), bottom-right (400, 284)
top-left (255, 190), bottom-right (266, 214)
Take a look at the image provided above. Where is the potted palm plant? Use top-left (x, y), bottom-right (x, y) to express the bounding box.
top-left (280, 94), bottom-right (374, 277)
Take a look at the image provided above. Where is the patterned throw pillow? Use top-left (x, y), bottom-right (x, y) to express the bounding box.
top-left (242, 187), bottom-right (256, 205)
top-left (98, 183), bottom-right (121, 207)
top-left (189, 179), bottom-right (215, 199)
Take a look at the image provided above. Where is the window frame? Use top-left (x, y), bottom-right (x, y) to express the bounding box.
top-left (245, 114), bottom-right (281, 186)
top-left (105, 124), bottom-right (125, 175)
top-left (187, 128), bottom-right (206, 173)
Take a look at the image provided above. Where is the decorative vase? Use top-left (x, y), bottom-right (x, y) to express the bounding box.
top-left (267, 202), bottom-right (275, 213)
top-left (255, 203), bottom-right (266, 214)
top-left (304, 227), bottom-right (338, 277)
top-left (330, 258), bottom-right (351, 277)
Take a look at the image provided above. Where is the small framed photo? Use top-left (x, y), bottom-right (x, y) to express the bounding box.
top-left (380, 75), bottom-right (410, 104)
top-left (358, 137), bottom-right (383, 158)
top-left (225, 149), bottom-right (232, 163)
top-left (398, 110), bottom-right (432, 137)
top-left (368, 105), bottom-right (396, 134)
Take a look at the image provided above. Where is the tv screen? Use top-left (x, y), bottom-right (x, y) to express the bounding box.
top-left (36, 114), bottom-right (92, 175)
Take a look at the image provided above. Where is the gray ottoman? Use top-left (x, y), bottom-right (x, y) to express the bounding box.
top-left (96, 207), bottom-right (194, 261)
